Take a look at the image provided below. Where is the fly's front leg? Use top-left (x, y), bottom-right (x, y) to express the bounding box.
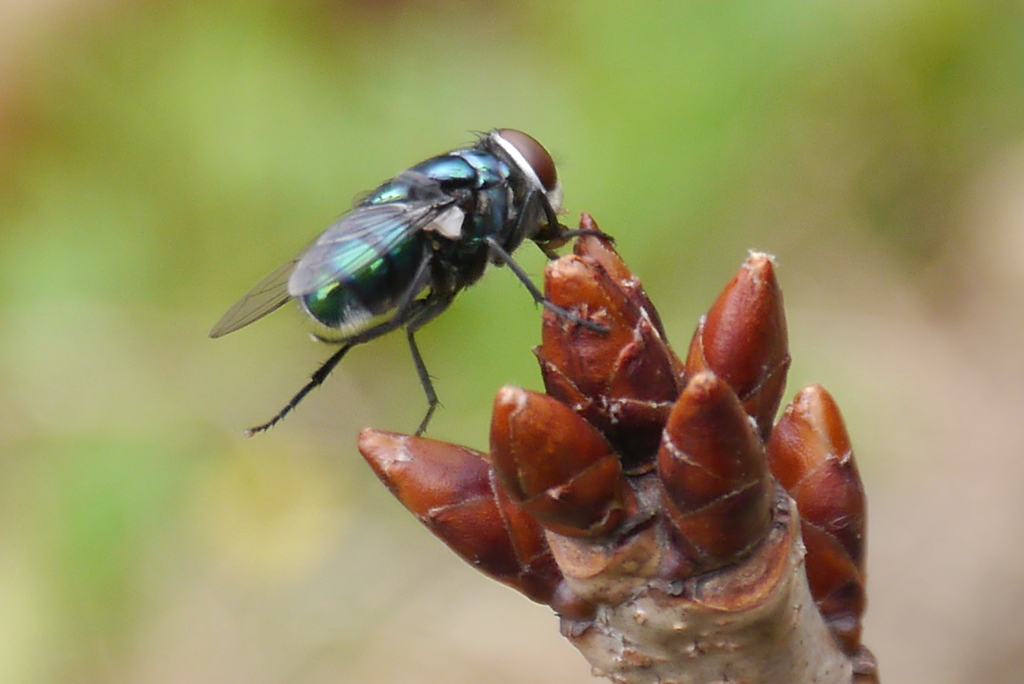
top-left (519, 189), bottom-right (613, 258)
top-left (521, 189), bottom-right (570, 258)
top-left (485, 237), bottom-right (608, 334)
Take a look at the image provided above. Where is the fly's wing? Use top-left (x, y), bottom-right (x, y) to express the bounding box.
top-left (211, 172), bottom-right (460, 337)
top-left (288, 197), bottom-right (459, 296)
top-left (208, 258), bottom-right (296, 338)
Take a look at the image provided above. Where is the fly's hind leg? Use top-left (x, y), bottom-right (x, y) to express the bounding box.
top-left (246, 342), bottom-right (356, 435)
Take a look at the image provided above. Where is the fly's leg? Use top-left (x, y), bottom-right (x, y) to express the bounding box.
top-left (522, 189), bottom-right (613, 258)
top-left (485, 236), bottom-right (608, 333)
top-left (246, 342), bottom-right (356, 435)
top-left (403, 292), bottom-right (456, 436)
top-left (248, 244), bottom-right (438, 435)
top-left (548, 225), bottom-right (614, 247)
top-left (529, 189), bottom-right (572, 258)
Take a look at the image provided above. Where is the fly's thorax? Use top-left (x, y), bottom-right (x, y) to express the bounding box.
top-left (409, 155), bottom-right (480, 192)
top-left (426, 231), bottom-right (491, 291)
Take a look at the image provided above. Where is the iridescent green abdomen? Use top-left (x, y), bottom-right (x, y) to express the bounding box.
top-left (300, 226), bottom-right (423, 333)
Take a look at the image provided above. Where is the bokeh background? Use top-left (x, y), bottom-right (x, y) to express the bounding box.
top-left (2, 1), bottom-right (1024, 682)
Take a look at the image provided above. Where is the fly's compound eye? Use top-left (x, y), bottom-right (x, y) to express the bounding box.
top-left (495, 129), bottom-right (558, 192)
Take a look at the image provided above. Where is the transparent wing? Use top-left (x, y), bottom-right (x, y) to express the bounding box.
top-left (288, 198), bottom-right (455, 296)
top-left (208, 258), bottom-right (296, 338)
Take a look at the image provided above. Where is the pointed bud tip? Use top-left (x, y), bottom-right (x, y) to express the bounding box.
top-left (579, 212), bottom-right (598, 231)
top-left (494, 384), bottom-right (527, 412)
top-left (745, 250), bottom-right (777, 271)
top-left (790, 384), bottom-right (853, 458)
top-left (684, 369), bottom-right (722, 399)
top-left (665, 371), bottom-right (735, 430)
top-left (574, 214), bottom-right (622, 262)
top-left (357, 428), bottom-right (408, 477)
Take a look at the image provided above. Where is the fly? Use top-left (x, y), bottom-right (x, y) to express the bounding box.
top-left (210, 129), bottom-right (605, 435)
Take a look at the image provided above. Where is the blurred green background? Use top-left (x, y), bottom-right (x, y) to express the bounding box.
top-left (3, 1), bottom-right (1024, 682)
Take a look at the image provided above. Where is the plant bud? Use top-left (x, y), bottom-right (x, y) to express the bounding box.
top-left (766, 385), bottom-right (867, 653)
top-left (490, 387), bottom-right (635, 538)
top-left (658, 371), bottom-right (774, 571)
top-left (358, 429), bottom-right (562, 604)
top-left (684, 252), bottom-right (789, 440)
top-left (537, 216), bottom-right (681, 471)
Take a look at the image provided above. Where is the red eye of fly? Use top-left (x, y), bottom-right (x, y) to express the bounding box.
top-left (496, 129), bottom-right (558, 192)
